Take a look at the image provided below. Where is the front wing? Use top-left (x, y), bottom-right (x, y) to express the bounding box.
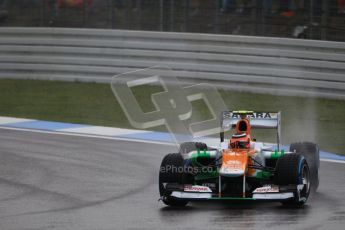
top-left (163, 184), bottom-right (302, 202)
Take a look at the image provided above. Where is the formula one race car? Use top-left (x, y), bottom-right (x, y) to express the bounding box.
top-left (159, 111), bottom-right (320, 207)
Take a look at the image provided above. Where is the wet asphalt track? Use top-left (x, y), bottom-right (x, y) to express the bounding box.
top-left (0, 128), bottom-right (345, 230)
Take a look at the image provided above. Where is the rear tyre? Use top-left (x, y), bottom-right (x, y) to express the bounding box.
top-left (290, 142), bottom-right (319, 191)
top-left (275, 154), bottom-right (311, 206)
top-left (159, 153), bottom-right (189, 207)
top-left (179, 142), bottom-right (207, 155)
top-left (178, 142), bottom-right (207, 184)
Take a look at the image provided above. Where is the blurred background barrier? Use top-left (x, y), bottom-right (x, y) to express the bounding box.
top-left (0, 27), bottom-right (344, 99)
top-left (0, 0), bottom-right (345, 42)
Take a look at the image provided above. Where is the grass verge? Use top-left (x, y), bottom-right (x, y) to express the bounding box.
top-left (0, 79), bottom-right (344, 155)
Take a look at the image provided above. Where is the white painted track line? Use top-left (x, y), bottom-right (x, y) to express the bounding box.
top-left (0, 126), bottom-right (176, 146)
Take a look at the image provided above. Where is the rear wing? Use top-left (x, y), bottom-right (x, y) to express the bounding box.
top-left (220, 111), bottom-right (281, 150)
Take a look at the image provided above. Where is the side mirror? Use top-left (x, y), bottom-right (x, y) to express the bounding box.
top-left (220, 131), bottom-right (224, 142)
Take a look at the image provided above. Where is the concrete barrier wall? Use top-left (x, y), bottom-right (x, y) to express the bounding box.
top-left (0, 27), bottom-right (344, 99)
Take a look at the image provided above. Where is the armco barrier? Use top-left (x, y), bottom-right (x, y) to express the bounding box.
top-left (0, 27), bottom-right (344, 99)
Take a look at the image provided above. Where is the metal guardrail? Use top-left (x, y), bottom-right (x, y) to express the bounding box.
top-left (0, 27), bottom-right (344, 99)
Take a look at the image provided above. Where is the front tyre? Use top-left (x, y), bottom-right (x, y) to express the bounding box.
top-left (159, 153), bottom-right (189, 207)
top-left (290, 142), bottom-right (319, 191)
top-left (275, 154), bottom-right (311, 206)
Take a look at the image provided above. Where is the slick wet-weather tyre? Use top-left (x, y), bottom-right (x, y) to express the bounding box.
top-left (159, 153), bottom-right (188, 207)
top-left (179, 142), bottom-right (208, 155)
top-left (275, 154), bottom-right (311, 206)
top-left (290, 142), bottom-right (319, 191)
top-left (178, 142), bottom-right (208, 184)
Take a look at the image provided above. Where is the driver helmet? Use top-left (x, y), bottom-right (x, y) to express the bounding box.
top-left (230, 132), bottom-right (250, 149)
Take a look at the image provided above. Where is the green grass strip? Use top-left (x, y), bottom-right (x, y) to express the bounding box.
top-left (0, 79), bottom-right (344, 155)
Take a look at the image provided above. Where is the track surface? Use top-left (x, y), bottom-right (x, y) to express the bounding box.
top-left (0, 129), bottom-right (344, 230)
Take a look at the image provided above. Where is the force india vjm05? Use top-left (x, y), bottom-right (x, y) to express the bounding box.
top-left (159, 111), bottom-right (320, 207)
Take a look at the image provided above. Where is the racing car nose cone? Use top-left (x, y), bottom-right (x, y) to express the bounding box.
top-left (219, 166), bottom-right (245, 177)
